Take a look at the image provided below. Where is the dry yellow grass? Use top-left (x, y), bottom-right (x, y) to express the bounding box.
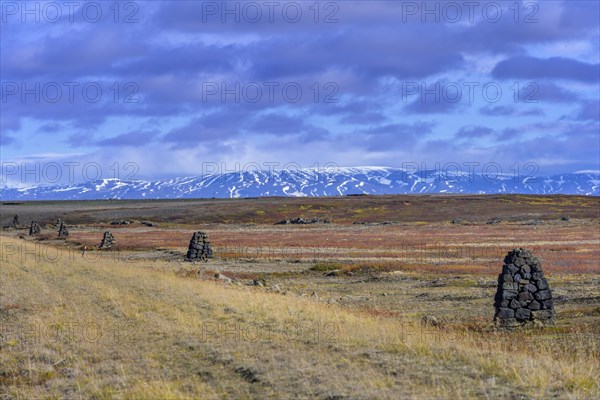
top-left (1, 236), bottom-right (598, 399)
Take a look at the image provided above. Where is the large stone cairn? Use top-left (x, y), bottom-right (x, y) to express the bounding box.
top-left (186, 231), bottom-right (213, 261)
top-left (99, 231), bottom-right (115, 249)
top-left (58, 221), bottom-right (69, 238)
top-left (494, 248), bottom-right (555, 328)
top-left (29, 221), bottom-right (41, 236)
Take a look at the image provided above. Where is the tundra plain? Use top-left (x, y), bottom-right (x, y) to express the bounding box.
top-left (1, 195), bottom-right (599, 399)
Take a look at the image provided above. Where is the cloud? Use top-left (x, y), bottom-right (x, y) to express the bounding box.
top-left (492, 56), bottom-right (600, 83)
top-left (96, 130), bottom-right (159, 147)
top-left (404, 81), bottom-right (465, 114)
top-left (1, 0), bottom-right (598, 176)
top-left (574, 100), bottom-right (600, 121)
top-left (497, 128), bottom-right (520, 141)
top-left (359, 122), bottom-right (434, 151)
top-left (38, 123), bottom-right (62, 133)
top-left (528, 82), bottom-right (579, 103)
top-left (163, 111), bottom-right (243, 144)
top-left (246, 113), bottom-right (306, 135)
top-left (455, 125), bottom-right (496, 139)
top-left (0, 133), bottom-right (16, 146)
top-left (480, 105), bottom-right (516, 116)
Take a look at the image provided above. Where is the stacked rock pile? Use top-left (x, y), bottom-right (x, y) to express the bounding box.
top-left (11, 215), bottom-right (19, 227)
top-left (29, 221), bottom-right (41, 236)
top-left (111, 220), bottom-right (134, 225)
top-left (276, 217), bottom-right (330, 225)
top-left (58, 221), bottom-right (69, 238)
top-left (186, 231), bottom-right (213, 261)
top-left (494, 248), bottom-right (555, 327)
top-left (99, 231), bottom-right (115, 249)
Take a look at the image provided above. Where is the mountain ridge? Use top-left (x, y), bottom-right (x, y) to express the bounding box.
top-left (1, 168), bottom-right (598, 200)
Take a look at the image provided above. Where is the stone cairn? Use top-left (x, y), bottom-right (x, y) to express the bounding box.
top-left (186, 231), bottom-right (213, 261)
top-left (57, 221), bottom-right (69, 238)
top-left (99, 231), bottom-right (115, 249)
top-left (29, 221), bottom-right (41, 236)
top-left (11, 215), bottom-right (19, 227)
top-left (494, 248), bottom-right (555, 328)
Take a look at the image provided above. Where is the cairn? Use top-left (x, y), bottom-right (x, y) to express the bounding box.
top-left (186, 231), bottom-right (213, 261)
top-left (11, 215), bottom-right (19, 227)
top-left (58, 222), bottom-right (69, 238)
top-left (494, 248), bottom-right (555, 328)
top-left (29, 221), bottom-right (41, 236)
top-left (99, 231), bottom-right (115, 249)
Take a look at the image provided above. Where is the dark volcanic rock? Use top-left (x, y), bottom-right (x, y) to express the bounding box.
top-left (186, 231), bottom-right (213, 262)
top-left (494, 248), bottom-right (554, 328)
top-left (515, 308), bottom-right (532, 321)
top-left (99, 231), bottom-right (115, 249)
top-left (29, 221), bottom-right (41, 236)
top-left (58, 221), bottom-right (69, 238)
top-left (496, 308), bottom-right (514, 319)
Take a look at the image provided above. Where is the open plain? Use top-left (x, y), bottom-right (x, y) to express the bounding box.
top-left (1, 195), bottom-right (599, 399)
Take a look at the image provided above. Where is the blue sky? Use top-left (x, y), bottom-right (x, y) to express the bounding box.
top-left (1, 0), bottom-right (599, 186)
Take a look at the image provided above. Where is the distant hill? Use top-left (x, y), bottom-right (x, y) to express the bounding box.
top-left (1, 167), bottom-right (598, 200)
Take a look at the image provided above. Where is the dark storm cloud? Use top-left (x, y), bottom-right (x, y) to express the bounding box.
top-left (480, 105), bottom-right (516, 117)
top-left (163, 110), bottom-right (246, 144)
top-left (527, 82), bottom-right (580, 103)
top-left (340, 112), bottom-right (388, 125)
top-left (1, 0), bottom-right (598, 174)
top-left (96, 130), bottom-right (159, 147)
top-left (1, 27), bottom-right (144, 80)
top-left (0, 133), bottom-right (16, 146)
top-left (360, 122), bottom-right (434, 151)
top-left (497, 128), bottom-right (520, 141)
top-left (453, 1), bottom-right (600, 53)
top-left (37, 123), bottom-right (62, 133)
top-left (114, 43), bottom-right (237, 77)
top-left (519, 108), bottom-right (546, 117)
top-left (574, 100), bottom-right (600, 121)
top-left (404, 81), bottom-right (465, 115)
top-left (246, 113), bottom-right (306, 135)
top-left (455, 125), bottom-right (496, 139)
top-left (3, 1), bottom-right (594, 128)
top-left (492, 56), bottom-right (600, 83)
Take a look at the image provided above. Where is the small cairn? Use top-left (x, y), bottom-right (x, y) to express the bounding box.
top-left (57, 221), bottom-right (69, 238)
top-left (186, 231), bottom-right (213, 261)
top-left (99, 231), bottom-right (115, 249)
top-left (494, 248), bottom-right (555, 328)
top-left (29, 221), bottom-right (41, 236)
top-left (11, 215), bottom-right (19, 227)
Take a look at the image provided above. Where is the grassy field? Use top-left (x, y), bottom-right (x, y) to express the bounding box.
top-left (1, 195), bottom-right (599, 399)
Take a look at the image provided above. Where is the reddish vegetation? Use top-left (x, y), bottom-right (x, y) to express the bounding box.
top-left (67, 221), bottom-right (599, 275)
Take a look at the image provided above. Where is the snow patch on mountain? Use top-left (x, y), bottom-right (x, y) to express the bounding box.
top-left (0, 167), bottom-right (598, 200)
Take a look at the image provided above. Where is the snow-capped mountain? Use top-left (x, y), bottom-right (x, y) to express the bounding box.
top-left (1, 168), bottom-right (598, 200)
